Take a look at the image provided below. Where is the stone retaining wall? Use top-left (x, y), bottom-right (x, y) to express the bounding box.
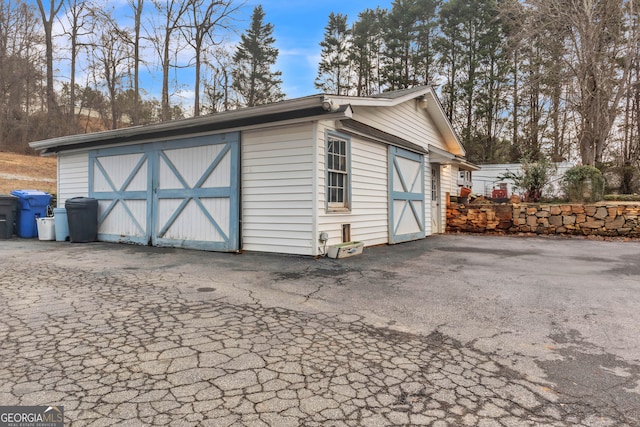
top-left (447, 202), bottom-right (640, 237)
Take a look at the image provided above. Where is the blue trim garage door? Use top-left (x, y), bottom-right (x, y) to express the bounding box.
top-left (389, 146), bottom-right (426, 244)
top-left (89, 133), bottom-right (240, 252)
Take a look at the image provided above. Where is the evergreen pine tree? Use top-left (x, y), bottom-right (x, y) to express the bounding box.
top-left (351, 8), bottom-right (384, 96)
top-left (412, 0), bottom-right (440, 85)
top-left (315, 13), bottom-right (352, 95)
top-left (232, 6), bottom-right (284, 107)
top-left (437, 0), bottom-right (509, 163)
top-left (382, 0), bottom-right (438, 90)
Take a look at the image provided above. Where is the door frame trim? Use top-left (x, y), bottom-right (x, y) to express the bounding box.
top-left (88, 133), bottom-right (240, 251)
top-left (388, 146), bottom-right (426, 244)
top-left (431, 163), bottom-right (442, 234)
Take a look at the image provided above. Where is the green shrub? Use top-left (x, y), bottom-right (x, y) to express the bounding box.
top-left (498, 158), bottom-right (555, 202)
top-left (563, 165), bottom-right (605, 202)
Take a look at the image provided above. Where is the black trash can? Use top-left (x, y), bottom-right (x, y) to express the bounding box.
top-left (65, 197), bottom-right (98, 243)
top-left (0, 195), bottom-right (18, 239)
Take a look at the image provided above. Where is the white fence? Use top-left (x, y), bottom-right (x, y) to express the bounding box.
top-left (471, 163), bottom-right (574, 198)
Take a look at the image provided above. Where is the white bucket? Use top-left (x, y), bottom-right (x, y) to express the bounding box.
top-left (36, 217), bottom-right (56, 241)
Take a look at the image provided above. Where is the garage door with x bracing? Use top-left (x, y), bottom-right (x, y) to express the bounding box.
top-left (89, 133), bottom-right (239, 252)
top-left (389, 146), bottom-right (426, 244)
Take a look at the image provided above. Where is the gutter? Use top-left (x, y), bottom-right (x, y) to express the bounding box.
top-left (30, 95), bottom-right (343, 153)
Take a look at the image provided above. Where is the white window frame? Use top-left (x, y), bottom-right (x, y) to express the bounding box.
top-left (326, 132), bottom-right (351, 212)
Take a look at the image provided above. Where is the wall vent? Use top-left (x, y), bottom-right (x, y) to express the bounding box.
top-left (342, 224), bottom-right (351, 243)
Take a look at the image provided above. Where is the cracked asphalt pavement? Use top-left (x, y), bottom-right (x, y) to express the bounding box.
top-left (0, 235), bottom-right (639, 426)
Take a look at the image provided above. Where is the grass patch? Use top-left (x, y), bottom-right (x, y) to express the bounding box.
top-left (0, 151), bottom-right (57, 194)
top-left (604, 194), bottom-right (640, 202)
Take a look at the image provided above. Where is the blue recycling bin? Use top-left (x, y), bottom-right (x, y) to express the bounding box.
top-left (10, 190), bottom-right (52, 238)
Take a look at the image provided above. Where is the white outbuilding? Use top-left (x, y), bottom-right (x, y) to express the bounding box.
top-left (30, 86), bottom-right (477, 256)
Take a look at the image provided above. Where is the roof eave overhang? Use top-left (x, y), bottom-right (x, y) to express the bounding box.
top-left (455, 159), bottom-right (481, 172)
top-left (327, 87), bottom-right (431, 108)
top-left (423, 91), bottom-right (466, 157)
top-left (31, 95), bottom-right (351, 154)
top-left (428, 144), bottom-right (456, 163)
top-left (428, 144), bottom-right (479, 171)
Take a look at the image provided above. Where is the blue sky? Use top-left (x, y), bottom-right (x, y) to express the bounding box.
top-left (241, 0), bottom-right (394, 98)
top-left (50, 0), bottom-right (395, 111)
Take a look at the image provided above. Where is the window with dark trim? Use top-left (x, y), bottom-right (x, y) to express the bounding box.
top-left (327, 134), bottom-right (350, 210)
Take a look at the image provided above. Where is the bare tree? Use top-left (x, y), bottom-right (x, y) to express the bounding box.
top-left (618, 3), bottom-right (640, 192)
top-left (149, 0), bottom-right (190, 121)
top-left (183, 0), bottom-right (239, 116)
top-left (127, 0), bottom-right (144, 125)
top-left (527, 0), bottom-right (638, 166)
top-left (35, 0), bottom-right (64, 132)
top-left (203, 46), bottom-right (234, 113)
top-left (0, 1), bottom-right (45, 150)
top-left (89, 17), bottom-right (133, 130)
top-left (61, 0), bottom-right (95, 131)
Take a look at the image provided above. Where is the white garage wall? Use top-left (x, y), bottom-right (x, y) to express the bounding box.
top-left (440, 164), bottom-right (456, 232)
top-left (351, 102), bottom-right (447, 153)
top-left (241, 124), bottom-right (315, 255)
top-left (353, 102), bottom-right (458, 237)
top-left (425, 162), bottom-right (433, 236)
top-left (316, 121), bottom-right (389, 252)
top-left (57, 151), bottom-right (89, 207)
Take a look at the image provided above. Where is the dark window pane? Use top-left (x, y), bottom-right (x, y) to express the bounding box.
top-left (327, 136), bottom-right (349, 207)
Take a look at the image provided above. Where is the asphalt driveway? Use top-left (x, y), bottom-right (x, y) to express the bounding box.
top-left (0, 234), bottom-right (638, 426)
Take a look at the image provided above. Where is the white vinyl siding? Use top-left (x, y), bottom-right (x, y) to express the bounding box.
top-left (352, 102), bottom-right (464, 236)
top-left (424, 162), bottom-right (454, 235)
top-left (317, 121), bottom-right (388, 249)
top-left (440, 164), bottom-right (454, 233)
top-left (242, 124), bottom-right (315, 255)
top-left (52, 95), bottom-right (462, 255)
top-left (351, 102), bottom-right (448, 153)
top-left (425, 162), bottom-right (433, 236)
top-left (57, 151), bottom-right (89, 207)
top-left (446, 165), bottom-right (459, 195)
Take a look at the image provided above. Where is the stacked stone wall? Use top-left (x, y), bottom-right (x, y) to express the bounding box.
top-left (447, 202), bottom-right (640, 237)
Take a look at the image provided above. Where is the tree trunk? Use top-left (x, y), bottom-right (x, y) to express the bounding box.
top-left (36, 0), bottom-right (63, 134)
top-left (194, 38), bottom-right (201, 116)
top-left (132, 0), bottom-right (143, 125)
top-left (162, 33), bottom-right (170, 121)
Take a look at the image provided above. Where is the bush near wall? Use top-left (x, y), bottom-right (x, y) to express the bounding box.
top-left (447, 201), bottom-right (640, 237)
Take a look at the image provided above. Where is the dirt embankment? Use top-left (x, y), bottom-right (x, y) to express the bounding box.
top-left (0, 152), bottom-right (57, 194)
